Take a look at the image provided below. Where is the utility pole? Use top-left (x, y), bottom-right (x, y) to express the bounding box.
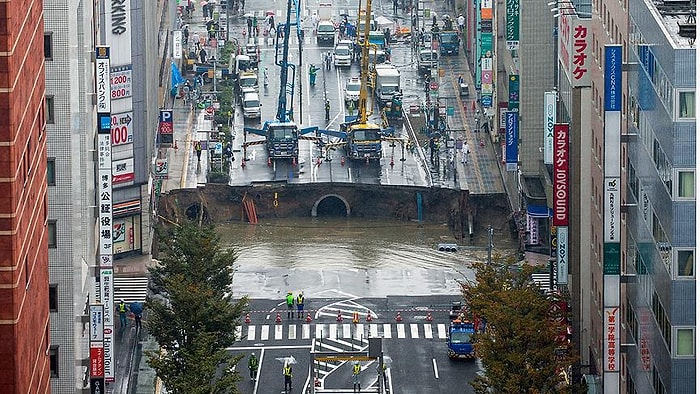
top-left (487, 225), bottom-right (494, 264)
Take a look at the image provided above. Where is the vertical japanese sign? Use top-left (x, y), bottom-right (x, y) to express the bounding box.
top-left (505, 111), bottom-right (519, 171)
top-left (543, 92), bottom-right (557, 164)
top-left (173, 30), bottom-right (182, 59)
top-left (558, 6), bottom-right (590, 87)
top-left (508, 75), bottom-right (520, 110)
top-left (552, 124), bottom-right (569, 226)
top-left (556, 227), bottom-right (568, 284)
top-left (95, 45), bottom-right (114, 385)
top-left (602, 44), bottom-right (622, 393)
top-left (505, 0), bottom-right (520, 50)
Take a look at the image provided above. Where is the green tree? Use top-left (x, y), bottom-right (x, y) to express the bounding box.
top-left (461, 260), bottom-right (578, 393)
top-left (146, 222), bottom-right (248, 394)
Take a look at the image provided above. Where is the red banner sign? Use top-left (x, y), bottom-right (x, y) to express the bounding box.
top-left (553, 124), bottom-right (569, 226)
top-left (90, 347), bottom-right (105, 377)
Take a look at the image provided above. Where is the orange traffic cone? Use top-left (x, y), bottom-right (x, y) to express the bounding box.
top-left (306, 313), bottom-right (313, 323)
top-left (244, 313), bottom-right (251, 324)
top-left (241, 157), bottom-right (246, 168)
top-left (395, 311), bottom-right (403, 322)
top-left (426, 312), bottom-right (433, 322)
top-left (366, 311), bottom-right (373, 322)
top-left (275, 312), bottom-right (282, 323)
top-left (336, 310), bottom-right (343, 322)
top-left (352, 312), bottom-right (360, 324)
top-left (340, 156), bottom-right (345, 166)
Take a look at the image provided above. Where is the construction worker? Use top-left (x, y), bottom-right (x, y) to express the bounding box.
top-left (309, 64), bottom-right (319, 86)
top-left (117, 300), bottom-right (128, 329)
top-left (194, 140), bottom-right (203, 161)
top-left (248, 353), bottom-right (258, 381)
top-left (325, 100), bottom-right (331, 121)
top-left (283, 362), bottom-right (293, 392)
top-left (296, 292), bottom-right (305, 318)
top-left (352, 361), bottom-right (361, 392)
top-left (286, 291), bottom-right (295, 319)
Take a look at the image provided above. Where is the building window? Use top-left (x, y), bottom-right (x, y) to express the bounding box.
top-left (675, 170), bottom-right (695, 199)
top-left (673, 327), bottom-right (695, 357)
top-left (678, 91), bottom-right (695, 119)
top-left (49, 346), bottom-right (59, 378)
top-left (675, 249), bottom-right (695, 278)
top-left (44, 33), bottom-right (53, 60)
top-left (47, 158), bottom-right (56, 186)
top-left (49, 284), bottom-right (58, 311)
top-left (45, 96), bottom-right (55, 124)
top-left (48, 220), bottom-right (57, 248)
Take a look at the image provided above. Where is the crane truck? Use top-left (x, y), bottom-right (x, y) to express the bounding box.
top-left (447, 302), bottom-right (481, 360)
top-left (317, 0), bottom-right (392, 162)
top-left (242, 0), bottom-right (317, 162)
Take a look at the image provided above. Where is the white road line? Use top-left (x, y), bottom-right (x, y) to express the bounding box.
top-left (424, 324), bottom-right (433, 339)
top-left (315, 324), bottom-right (324, 339)
top-left (247, 325), bottom-right (256, 341)
top-left (275, 324), bottom-right (283, 340)
top-left (397, 324), bottom-right (406, 339)
top-left (369, 323), bottom-right (379, 338)
top-left (318, 341), bottom-right (346, 353)
top-left (432, 358), bottom-right (439, 379)
top-left (329, 324), bottom-right (338, 339)
top-left (302, 324), bottom-right (311, 339)
top-left (343, 324), bottom-right (352, 339)
top-left (253, 348), bottom-right (264, 394)
top-left (288, 324), bottom-right (297, 340)
top-left (383, 323), bottom-right (392, 339)
top-left (260, 325), bottom-right (270, 341)
top-left (354, 324), bottom-right (364, 340)
top-left (410, 324), bottom-right (419, 338)
top-left (437, 324), bottom-right (447, 339)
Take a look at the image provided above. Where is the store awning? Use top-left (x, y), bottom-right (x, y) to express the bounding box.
top-left (527, 205), bottom-right (552, 218)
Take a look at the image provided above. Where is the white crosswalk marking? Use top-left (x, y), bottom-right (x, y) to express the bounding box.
top-left (424, 324), bottom-right (433, 339)
top-left (383, 323), bottom-right (392, 339)
top-left (355, 324), bottom-right (364, 340)
top-left (316, 324), bottom-right (324, 339)
top-left (329, 324), bottom-right (338, 339)
top-left (235, 326), bottom-right (242, 341)
top-left (288, 324), bottom-right (297, 340)
top-left (303, 324), bottom-right (311, 339)
top-left (247, 325), bottom-right (256, 341)
top-left (275, 324), bottom-right (283, 340)
top-left (437, 324), bottom-right (447, 339)
top-left (410, 324), bottom-right (419, 338)
top-left (397, 324), bottom-right (406, 339)
top-left (260, 325), bottom-right (270, 341)
top-left (369, 324), bottom-right (379, 338)
top-left (343, 324), bottom-right (351, 339)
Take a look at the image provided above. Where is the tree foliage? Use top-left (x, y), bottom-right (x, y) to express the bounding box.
top-left (146, 222), bottom-right (248, 394)
top-left (461, 259), bottom-right (578, 393)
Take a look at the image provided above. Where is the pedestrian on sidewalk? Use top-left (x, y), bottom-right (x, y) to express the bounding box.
top-left (192, 31), bottom-right (200, 51)
top-left (253, 16), bottom-right (258, 37)
top-left (248, 353), bottom-right (258, 381)
top-left (325, 100), bottom-right (331, 121)
top-left (199, 47), bottom-right (207, 63)
top-left (194, 140), bottom-right (203, 161)
top-left (352, 361), bottom-right (361, 392)
top-left (461, 140), bottom-right (470, 163)
top-left (283, 362), bottom-right (293, 392)
top-left (128, 302), bottom-right (143, 331)
top-left (247, 17), bottom-right (253, 36)
top-left (269, 15), bottom-right (276, 34)
top-left (116, 300), bottom-right (128, 329)
top-left (286, 291), bottom-right (295, 318)
top-left (296, 292), bottom-right (305, 318)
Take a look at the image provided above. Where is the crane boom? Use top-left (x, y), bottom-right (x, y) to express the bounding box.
top-left (274, 0), bottom-right (300, 122)
top-left (357, 0), bottom-right (373, 124)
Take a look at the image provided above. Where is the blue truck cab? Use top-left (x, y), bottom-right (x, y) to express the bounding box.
top-left (438, 31), bottom-right (460, 55)
top-left (447, 319), bottom-right (476, 359)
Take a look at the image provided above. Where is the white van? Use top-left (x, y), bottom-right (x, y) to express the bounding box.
top-left (242, 92), bottom-right (261, 119)
top-left (334, 40), bottom-right (353, 66)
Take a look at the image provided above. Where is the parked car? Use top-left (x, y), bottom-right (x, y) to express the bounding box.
top-left (242, 92), bottom-right (261, 119)
top-left (344, 77), bottom-right (361, 104)
top-left (334, 40), bottom-right (353, 67)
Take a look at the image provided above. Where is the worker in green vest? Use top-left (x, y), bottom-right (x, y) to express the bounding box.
top-left (296, 292), bottom-right (305, 318)
top-left (352, 361), bottom-right (361, 392)
top-left (248, 353), bottom-right (258, 381)
top-left (283, 362), bottom-right (293, 392)
top-left (286, 291), bottom-right (295, 319)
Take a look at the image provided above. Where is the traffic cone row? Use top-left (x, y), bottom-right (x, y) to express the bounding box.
top-left (336, 310), bottom-right (343, 322)
top-left (275, 312), bottom-right (282, 323)
top-left (395, 311), bottom-right (403, 322)
top-left (426, 312), bottom-right (433, 322)
top-left (244, 313), bottom-right (251, 324)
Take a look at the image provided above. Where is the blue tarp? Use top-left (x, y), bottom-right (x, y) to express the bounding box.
top-left (171, 61), bottom-right (185, 90)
